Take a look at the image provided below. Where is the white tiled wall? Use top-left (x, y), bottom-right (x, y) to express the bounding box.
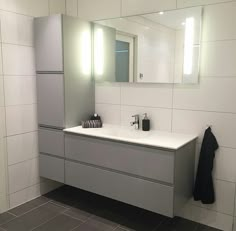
top-left (66, 0), bottom-right (77, 17)
top-left (121, 0), bottom-right (176, 16)
top-left (0, 0), bottom-right (49, 17)
top-left (91, 0), bottom-right (236, 230)
top-left (77, 0), bottom-right (121, 20)
top-left (0, 0), bottom-right (69, 211)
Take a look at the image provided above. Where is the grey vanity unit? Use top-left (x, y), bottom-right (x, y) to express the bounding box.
top-left (63, 134), bottom-right (196, 218)
top-left (34, 15), bottom-right (95, 182)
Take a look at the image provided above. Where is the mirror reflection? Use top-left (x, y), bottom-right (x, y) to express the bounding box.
top-left (93, 7), bottom-right (202, 84)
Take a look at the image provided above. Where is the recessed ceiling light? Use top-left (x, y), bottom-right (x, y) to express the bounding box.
top-left (159, 11), bottom-right (164, 15)
top-left (182, 22), bottom-right (185, 26)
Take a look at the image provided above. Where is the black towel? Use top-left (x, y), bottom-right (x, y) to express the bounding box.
top-left (193, 127), bottom-right (219, 204)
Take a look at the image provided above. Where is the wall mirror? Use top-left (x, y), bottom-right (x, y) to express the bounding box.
top-left (93, 6), bottom-right (202, 84)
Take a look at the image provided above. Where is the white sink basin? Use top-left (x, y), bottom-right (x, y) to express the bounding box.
top-left (64, 124), bottom-right (197, 150)
top-left (98, 126), bottom-right (149, 139)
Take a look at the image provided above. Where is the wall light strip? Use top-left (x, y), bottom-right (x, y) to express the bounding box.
top-left (81, 31), bottom-right (91, 75)
top-left (183, 17), bottom-right (194, 75)
top-left (94, 28), bottom-right (104, 76)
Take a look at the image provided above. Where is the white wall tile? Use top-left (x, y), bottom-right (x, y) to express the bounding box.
top-left (121, 85), bottom-right (173, 108)
top-left (77, 0), bottom-right (121, 20)
top-left (0, 11), bottom-right (33, 46)
top-left (2, 44), bottom-right (36, 76)
top-left (4, 77), bottom-right (36, 106)
top-left (0, 193), bottom-right (9, 213)
top-left (5, 104), bottom-right (37, 136)
top-left (0, 48), bottom-right (3, 75)
top-left (0, 0), bottom-right (49, 17)
top-left (8, 158), bottom-right (40, 194)
top-left (0, 78), bottom-right (4, 107)
top-left (9, 179), bottom-right (62, 208)
top-left (96, 84), bottom-right (120, 104)
top-left (9, 183), bottom-right (40, 209)
top-left (66, 0), bottom-right (77, 16)
top-left (121, 105), bottom-right (172, 131)
top-left (122, 0), bottom-right (176, 16)
top-left (7, 132), bottom-right (38, 166)
top-left (193, 180), bottom-right (235, 215)
top-left (0, 138), bottom-right (7, 195)
top-left (200, 40), bottom-right (236, 77)
top-left (95, 103), bottom-right (121, 125)
top-left (172, 109), bottom-right (236, 148)
top-left (177, 0), bottom-right (233, 8)
top-left (202, 2), bottom-right (236, 42)
top-left (235, 197), bottom-right (236, 217)
top-left (49, 0), bottom-right (66, 15)
top-left (214, 147), bottom-right (236, 183)
top-left (180, 203), bottom-right (234, 231)
top-left (0, 107), bottom-right (6, 138)
top-left (173, 78), bottom-right (236, 113)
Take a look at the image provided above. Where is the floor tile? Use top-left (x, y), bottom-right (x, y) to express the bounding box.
top-left (63, 207), bottom-right (92, 222)
top-left (0, 186), bottom-right (223, 231)
top-left (0, 212), bottom-right (16, 225)
top-left (74, 215), bottom-right (118, 231)
top-left (156, 217), bottom-right (199, 231)
top-left (114, 227), bottom-right (127, 231)
top-left (44, 186), bottom-right (82, 208)
top-left (196, 224), bottom-right (222, 231)
top-left (1, 203), bottom-right (66, 231)
top-left (99, 205), bottom-right (141, 228)
top-left (32, 214), bottom-right (82, 231)
top-left (9, 197), bottom-right (50, 216)
top-left (120, 210), bottom-right (167, 231)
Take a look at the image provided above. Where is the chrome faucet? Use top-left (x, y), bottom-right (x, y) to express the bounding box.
top-left (130, 114), bottom-right (139, 130)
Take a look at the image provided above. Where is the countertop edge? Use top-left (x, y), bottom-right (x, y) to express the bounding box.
top-left (63, 129), bottom-right (198, 151)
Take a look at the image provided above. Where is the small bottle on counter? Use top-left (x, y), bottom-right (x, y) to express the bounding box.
top-left (142, 113), bottom-right (150, 131)
top-left (90, 113), bottom-right (101, 121)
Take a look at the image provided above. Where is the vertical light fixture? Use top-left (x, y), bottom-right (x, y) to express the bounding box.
top-left (94, 28), bottom-right (104, 76)
top-left (81, 31), bottom-right (91, 75)
top-left (183, 17), bottom-right (194, 75)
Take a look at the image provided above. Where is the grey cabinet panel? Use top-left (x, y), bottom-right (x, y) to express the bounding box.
top-left (174, 141), bottom-right (196, 215)
top-left (39, 154), bottom-right (64, 183)
top-left (63, 16), bottom-right (95, 128)
top-left (39, 128), bottom-right (64, 157)
top-left (65, 160), bottom-right (174, 217)
top-left (37, 74), bottom-right (65, 128)
top-left (65, 135), bottom-right (174, 184)
top-left (34, 15), bottom-right (63, 72)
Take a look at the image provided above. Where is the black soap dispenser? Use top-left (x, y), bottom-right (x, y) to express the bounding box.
top-left (142, 113), bottom-right (150, 131)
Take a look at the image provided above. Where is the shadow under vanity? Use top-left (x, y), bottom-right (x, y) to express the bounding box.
top-left (35, 14), bottom-right (197, 218)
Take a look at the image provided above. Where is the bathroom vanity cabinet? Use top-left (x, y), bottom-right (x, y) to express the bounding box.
top-left (39, 125), bottom-right (197, 218)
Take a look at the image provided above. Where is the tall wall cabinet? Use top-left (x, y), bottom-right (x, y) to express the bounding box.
top-left (34, 15), bottom-right (95, 183)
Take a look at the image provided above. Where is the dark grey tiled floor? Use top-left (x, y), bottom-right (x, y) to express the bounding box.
top-left (0, 186), bottom-right (222, 231)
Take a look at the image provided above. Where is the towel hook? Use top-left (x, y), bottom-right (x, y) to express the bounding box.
top-left (206, 124), bottom-right (212, 129)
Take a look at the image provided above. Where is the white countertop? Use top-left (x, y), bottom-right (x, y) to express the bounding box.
top-left (64, 124), bottom-right (197, 150)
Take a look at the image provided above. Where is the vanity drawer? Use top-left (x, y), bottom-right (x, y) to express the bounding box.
top-left (65, 135), bottom-right (174, 184)
top-left (39, 128), bottom-right (64, 157)
top-left (65, 160), bottom-right (174, 217)
top-left (39, 154), bottom-right (64, 183)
